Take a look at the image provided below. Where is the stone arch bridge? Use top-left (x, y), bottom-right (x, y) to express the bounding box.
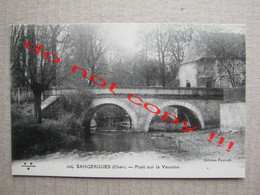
top-left (68, 87), bottom-right (224, 133)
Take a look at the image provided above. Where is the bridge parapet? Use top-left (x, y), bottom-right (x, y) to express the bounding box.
top-left (12, 87), bottom-right (224, 102)
top-left (40, 87), bottom-right (223, 100)
top-left (87, 87), bottom-right (223, 100)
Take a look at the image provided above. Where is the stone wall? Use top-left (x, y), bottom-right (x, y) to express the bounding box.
top-left (220, 102), bottom-right (245, 132)
top-left (224, 87), bottom-right (245, 102)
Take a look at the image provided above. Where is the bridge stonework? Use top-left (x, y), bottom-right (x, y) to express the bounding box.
top-left (79, 87), bottom-right (224, 132)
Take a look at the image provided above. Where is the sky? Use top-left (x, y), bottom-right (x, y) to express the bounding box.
top-left (107, 23), bottom-right (140, 52)
top-left (86, 23), bottom-right (245, 57)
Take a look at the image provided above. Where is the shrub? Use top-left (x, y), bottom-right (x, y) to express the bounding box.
top-left (11, 90), bottom-right (93, 160)
top-left (60, 89), bottom-right (93, 117)
top-left (12, 107), bottom-right (84, 160)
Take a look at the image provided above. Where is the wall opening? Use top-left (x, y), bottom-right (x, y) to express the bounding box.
top-left (148, 105), bottom-right (202, 132)
top-left (83, 104), bottom-right (132, 134)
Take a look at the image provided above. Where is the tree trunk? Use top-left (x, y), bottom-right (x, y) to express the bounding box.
top-left (145, 66), bottom-right (150, 86)
top-left (146, 75), bottom-right (150, 86)
top-left (88, 79), bottom-right (93, 86)
top-left (161, 54), bottom-right (166, 87)
top-left (34, 92), bottom-right (42, 124)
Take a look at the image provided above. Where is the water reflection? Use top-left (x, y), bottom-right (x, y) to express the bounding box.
top-left (81, 131), bottom-right (189, 159)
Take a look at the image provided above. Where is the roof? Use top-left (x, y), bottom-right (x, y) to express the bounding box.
top-left (180, 31), bottom-right (245, 65)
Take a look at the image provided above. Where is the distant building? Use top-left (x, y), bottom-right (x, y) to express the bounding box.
top-left (177, 31), bottom-right (245, 88)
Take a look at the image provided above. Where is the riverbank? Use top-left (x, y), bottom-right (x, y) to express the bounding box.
top-left (146, 129), bottom-right (244, 161)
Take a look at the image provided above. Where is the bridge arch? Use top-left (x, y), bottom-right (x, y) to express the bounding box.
top-left (81, 98), bottom-right (138, 132)
top-left (144, 101), bottom-right (205, 132)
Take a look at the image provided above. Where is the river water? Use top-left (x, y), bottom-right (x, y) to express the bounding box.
top-left (82, 131), bottom-right (188, 158)
top-left (26, 130), bottom-right (193, 162)
top-left (16, 129), bottom-right (244, 163)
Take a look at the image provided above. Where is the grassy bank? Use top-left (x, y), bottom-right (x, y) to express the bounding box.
top-left (11, 104), bottom-right (84, 160)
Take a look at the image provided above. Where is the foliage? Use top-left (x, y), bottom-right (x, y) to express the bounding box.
top-left (60, 89), bottom-right (93, 117)
top-left (149, 115), bottom-right (184, 132)
top-left (11, 105), bottom-right (84, 160)
top-left (11, 90), bottom-right (94, 160)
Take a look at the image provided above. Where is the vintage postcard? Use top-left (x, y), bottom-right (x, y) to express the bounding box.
top-left (11, 23), bottom-right (245, 178)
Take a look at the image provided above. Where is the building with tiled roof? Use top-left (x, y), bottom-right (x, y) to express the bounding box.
top-left (178, 31), bottom-right (245, 88)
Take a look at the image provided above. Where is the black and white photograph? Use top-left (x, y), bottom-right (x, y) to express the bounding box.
top-left (10, 23), bottom-right (245, 178)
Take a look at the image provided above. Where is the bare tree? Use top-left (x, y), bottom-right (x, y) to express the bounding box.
top-left (203, 32), bottom-right (245, 87)
top-left (137, 32), bottom-right (155, 86)
top-left (11, 25), bottom-right (69, 123)
top-left (140, 25), bottom-right (193, 87)
top-left (110, 56), bottom-right (138, 86)
top-left (167, 27), bottom-right (193, 85)
top-left (153, 25), bottom-right (171, 87)
top-left (67, 26), bottom-right (108, 87)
